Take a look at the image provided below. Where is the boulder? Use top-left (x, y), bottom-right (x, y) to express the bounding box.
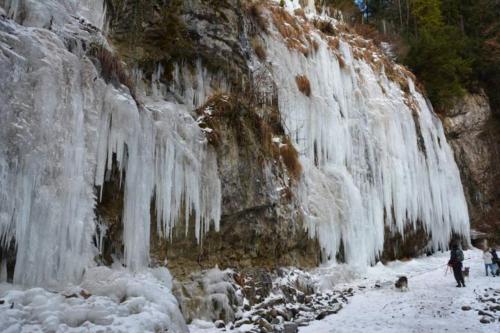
top-left (283, 322), bottom-right (298, 333)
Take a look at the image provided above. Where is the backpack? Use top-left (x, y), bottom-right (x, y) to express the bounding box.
top-left (491, 250), bottom-right (498, 260)
top-left (449, 249), bottom-right (464, 265)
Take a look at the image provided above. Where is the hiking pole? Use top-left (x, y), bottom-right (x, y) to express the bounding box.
top-left (445, 265), bottom-right (450, 276)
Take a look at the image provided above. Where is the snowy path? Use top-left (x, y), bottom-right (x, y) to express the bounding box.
top-left (301, 250), bottom-right (500, 333)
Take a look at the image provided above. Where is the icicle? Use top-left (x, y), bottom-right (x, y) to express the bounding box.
top-left (77, 0), bottom-right (107, 31)
top-left (95, 219), bottom-right (108, 256)
top-left (169, 60), bottom-right (229, 109)
top-left (0, 259), bottom-right (7, 282)
top-left (93, 89), bottom-right (222, 270)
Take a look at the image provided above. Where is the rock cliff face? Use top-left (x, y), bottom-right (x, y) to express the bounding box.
top-left (100, 0), bottom-right (470, 273)
top-left (151, 94), bottom-right (321, 277)
top-left (0, 0), bottom-right (478, 330)
top-left (442, 93), bottom-right (500, 243)
top-left (0, 0), bottom-right (470, 291)
top-left (102, 0), bottom-right (321, 276)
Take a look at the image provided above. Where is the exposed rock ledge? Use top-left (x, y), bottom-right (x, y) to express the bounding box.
top-left (442, 92), bottom-right (500, 243)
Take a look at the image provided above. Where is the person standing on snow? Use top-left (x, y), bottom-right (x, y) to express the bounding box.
top-left (483, 248), bottom-right (496, 277)
top-left (490, 247), bottom-right (499, 275)
top-left (448, 244), bottom-right (465, 287)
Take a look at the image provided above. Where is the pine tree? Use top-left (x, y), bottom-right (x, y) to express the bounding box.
top-left (404, 0), bottom-right (471, 109)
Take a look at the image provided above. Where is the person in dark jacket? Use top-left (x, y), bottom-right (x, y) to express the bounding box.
top-left (448, 244), bottom-right (465, 287)
top-left (491, 247), bottom-right (499, 275)
top-left (491, 247), bottom-right (499, 261)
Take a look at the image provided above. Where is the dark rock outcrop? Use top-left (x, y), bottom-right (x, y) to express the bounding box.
top-left (149, 95), bottom-right (320, 277)
top-left (442, 92), bottom-right (500, 244)
top-left (172, 266), bottom-right (351, 330)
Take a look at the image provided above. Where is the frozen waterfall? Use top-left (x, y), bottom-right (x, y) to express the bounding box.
top-left (0, 0), bottom-right (470, 289)
top-left (94, 90), bottom-right (221, 271)
top-left (0, 0), bottom-right (221, 286)
top-left (265, 9), bottom-right (470, 266)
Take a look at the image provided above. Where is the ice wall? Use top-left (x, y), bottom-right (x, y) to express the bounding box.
top-left (264, 9), bottom-right (470, 266)
top-left (0, 0), bottom-right (221, 287)
top-left (1, 0), bottom-right (106, 30)
top-left (0, 15), bottom-right (97, 286)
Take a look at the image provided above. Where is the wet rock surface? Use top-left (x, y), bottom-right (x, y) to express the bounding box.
top-left (175, 267), bottom-right (354, 332)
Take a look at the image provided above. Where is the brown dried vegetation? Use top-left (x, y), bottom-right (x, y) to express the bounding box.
top-left (88, 43), bottom-right (138, 104)
top-left (339, 26), bottom-right (420, 95)
top-left (245, 0), bottom-right (269, 32)
top-left (293, 8), bottom-right (306, 19)
top-left (295, 75), bottom-right (311, 97)
top-left (267, 1), bottom-right (420, 99)
top-left (337, 54), bottom-right (346, 68)
top-left (270, 6), bottom-right (316, 56)
top-left (251, 37), bottom-right (267, 61)
top-left (313, 18), bottom-right (336, 36)
top-left (196, 93), bottom-right (302, 180)
top-left (352, 23), bottom-right (390, 47)
top-left (325, 36), bottom-right (346, 68)
top-left (255, 43), bottom-right (267, 60)
top-left (327, 36), bottom-right (339, 50)
top-left (278, 137), bottom-right (302, 180)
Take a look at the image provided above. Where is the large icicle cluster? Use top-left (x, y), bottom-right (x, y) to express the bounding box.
top-left (0, 0), bottom-right (221, 287)
top-left (94, 91), bottom-right (221, 270)
top-left (264, 6), bottom-right (470, 266)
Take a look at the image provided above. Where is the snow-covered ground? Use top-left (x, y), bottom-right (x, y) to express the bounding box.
top-left (190, 249), bottom-right (500, 333)
top-left (0, 266), bottom-right (188, 333)
top-left (1, 249), bottom-right (499, 332)
top-left (301, 249), bottom-right (500, 333)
